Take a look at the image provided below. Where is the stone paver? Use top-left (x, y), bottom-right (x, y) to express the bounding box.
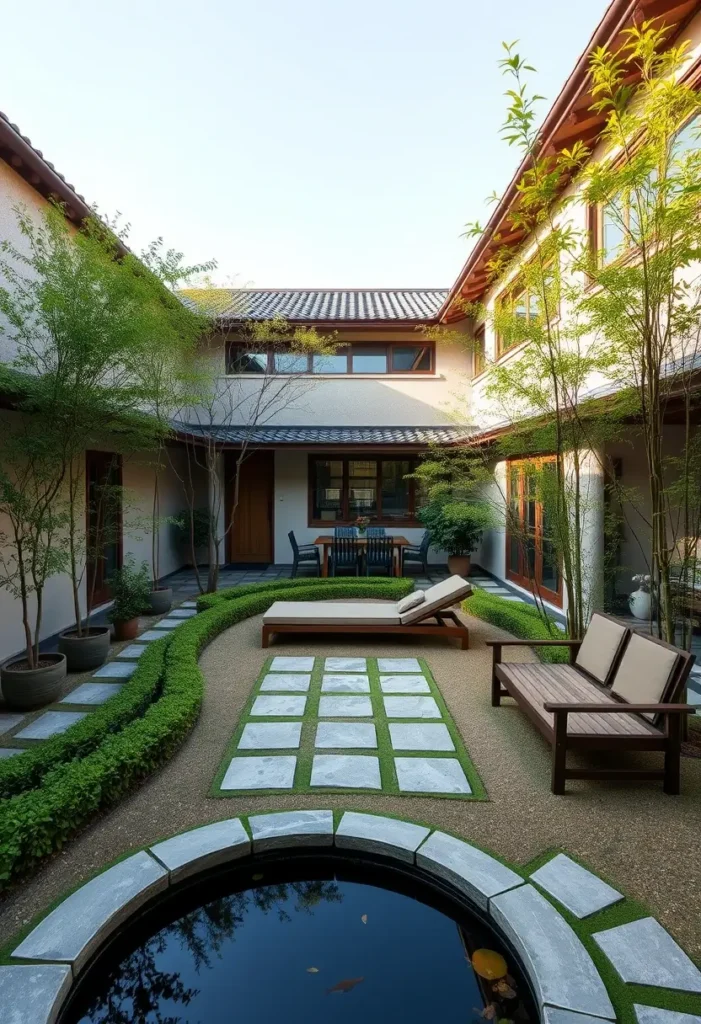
top-left (14, 711), bottom-right (88, 741)
top-left (379, 674), bottom-right (431, 693)
top-left (314, 722), bottom-right (377, 748)
top-left (250, 695), bottom-right (307, 717)
top-left (593, 917), bottom-right (701, 993)
top-left (531, 854), bottom-right (623, 919)
top-left (270, 656), bottom-right (315, 672)
top-left (491, 884), bottom-right (615, 1019)
top-left (13, 851), bottom-right (168, 973)
top-left (150, 819), bottom-right (250, 881)
top-left (116, 644), bottom-right (148, 659)
top-left (133, 630), bottom-right (165, 641)
top-left (152, 618), bottom-right (181, 630)
top-left (321, 673), bottom-right (370, 693)
top-left (634, 1008), bottom-right (701, 1024)
top-left (249, 809), bottom-right (334, 850)
top-left (92, 661), bottom-right (137, 679)
top-left (167, 608), bottom-right (197, 618)
top-left (238, 722), bottom-right (302, 749)
top-left (377, 657), bottom-right (421, 672)
top-left (0, 964), bottom-right (72, 1024)
top-left (310, 754), bottom-right (382, 789)
top-left (335, 811), bottom-right (430, 863)
top-left (544, 1011), bottom-right (613, 1024)
top-left (0, 712), bottom-right (24, 734)
top-left (318, 695), bottom-right (373, 717)
top-left (416, 831), bottom-right (523, 911)
top-left (220, 756), bottom-right (297, 790)
top-left (59, 682), bottom-right (124, 706)
top-left (389, 723), bottom-right (455, 751)
top-left (180, 601), bottom-right (197, 607)
top-left (0, 748), bottom-right (22, 759)
top-left (383, 695), bottom-right (441, 718)
top-left (259, 673), bottom-right (311, 692)
top-left (395, 756), bottom-right (471, 793)
top-left (325, 657), bottom-right (366, 672)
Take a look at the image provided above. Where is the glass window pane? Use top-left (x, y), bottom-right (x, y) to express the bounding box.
top-left (313, 460), bottom-right (344, 521)
top-left (381, 460), bottom-right (410, 520)
top-left (348, 460), bottom-right (377, 517)
top-left (672, 115), bottom-right (701, 162)
top-left (274, 351), bottom-right (308, 374)
top-left (312, 352), bottom-right (348, 374)
top-left (525, 537), bottom-right (536, 578)
top-left (541, 540), bottom-right (559, 592)
top-left (513, 290), bottom-right (527, 319)
top-left (229, 349), bottom-right (268, 373)
top-left (509, 535), bottom-right (520, 574)
top-left (391, 346), bottom-right (431, 372)
top-left (526, 474), bottom-right (537, 530)
top-left (351, 346), bottom-right (388, 373)
top-left (602, 204), bottom-right (625, 263)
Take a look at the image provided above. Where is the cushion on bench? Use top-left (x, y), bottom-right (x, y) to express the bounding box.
top-left (610, 633), bottom-right (679, 721)
top-left (575, 613), bottom-right (628, 684)
top-left (263, 601), bottom-right (401, 626)
top-left (399, 575), bottom-right (472, 625)
top-left (397, 590), bottom-right (425, 615)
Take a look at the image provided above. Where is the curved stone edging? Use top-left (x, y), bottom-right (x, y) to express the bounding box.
top-left (3, 809), bottom-right (700, 1024)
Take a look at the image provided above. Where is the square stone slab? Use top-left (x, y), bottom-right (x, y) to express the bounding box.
top-left (0, 748), bottom-right (22, 759)
top-left (14, 711), bottom-right (88, 741)
top-left (315, 722), bottom-right (377, 748)
top-left (270, 656), bottom-right (315, 672)
top-left (168, 608), bottom-right (198, 618)
top-left (593, 917), bottom-right (701, 992)
top-left (380, 674), bottom-right (431, 693)
top-left (134, 630), bottom-right (165, 641)
top-left (311, 754), bottom-right (381, 789)
top-left (260, 673), bottom-right (311, 692)
top-left (92, 661), bottom-right (137, 679)
top-left (249, 809), bottom-right (334, 851)
top-left (60, 683), bottom-right (125, 706)
top-left (531, 854), bottom-right (623, 919)
top-left (250, 695), bottom-right (307, 717)
top-left (152, 618), bottom-right (181, 629)
top-left (0, 712), bottom-right (24, 735)
top-left (377, 657), bottom-right (422, 673)
top-left (389, 723), bottom-right (455, 751)
top-left (395, 756), bottom-right (471, 793)
top-left (116, 644), bottom-right (148, 659)
top-left (0, 964), bottom-right (72, 1024)
top-left (383, 696), bottom-right (441, 719)
top-left (545, 1012), bottom-right (619, 1024)
top-left (324, 657), bottom-right (367, 672)
top-left (150, 819), bottom-right (250, 881)
top-left (634, 1007), bottom-right (701, 1024)
top-left (220, 756), bottom-right (297, 790)
top-left (417, 831), bottom-right (523, 912)
top-left (318, 695), bottom-right (373, 718)
top-left (238, 722), bottom-right (302, 749)
top-left (321, 673), bottom-right (370, 693)
top-left (180, 601), bottom-right (197, 607)
top-left (336, 811), bottom-right (430, 864)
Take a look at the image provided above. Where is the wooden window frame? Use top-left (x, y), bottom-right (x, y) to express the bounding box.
top-left (226, 340), bottom-right (435, 376)
top-left (505, 457), bottom-right (563, 607)
top-left (495, 259), bottom-right (557, 359)
top-left (472, 324), bottom-right (486, 378)
top-left (308, 454), bottom-right (421, 527)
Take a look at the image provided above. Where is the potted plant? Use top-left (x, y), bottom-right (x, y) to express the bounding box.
top-left (355, 515), bottom-right (371, 536)
top-left (418, 499), bottom-right (493, 577)
top-left (107, 558), bottom-right (152, 640)
top-left (629, 573), bottom-right (653, 620)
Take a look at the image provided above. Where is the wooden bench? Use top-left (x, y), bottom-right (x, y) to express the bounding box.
top-left (487, 613), bottom-right (696, 795)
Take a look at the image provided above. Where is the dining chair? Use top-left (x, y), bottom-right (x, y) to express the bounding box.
top-left (288, 530), bottom-right (320, 577)
top-left (402, 532), bottom-right (430, 574)
top-left (330, 536), bottom-right (361, 576)
top-left (334, 526), bottom-right (358, 537)
top-left (366, 526), bottom-right (386, 536)
top-left (365, 535), bottom-right (394, 576)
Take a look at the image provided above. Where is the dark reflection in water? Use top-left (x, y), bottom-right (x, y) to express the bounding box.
top-left (67, 862), bottom-right (534, 1024)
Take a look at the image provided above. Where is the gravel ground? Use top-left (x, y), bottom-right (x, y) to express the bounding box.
top-left (2, 609), bottom-right (701, 960)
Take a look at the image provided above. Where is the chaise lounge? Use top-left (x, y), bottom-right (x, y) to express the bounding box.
top-left (262, 575), bottom-right (473, 649)
top-left (487, 612), bottom-right (696, 794)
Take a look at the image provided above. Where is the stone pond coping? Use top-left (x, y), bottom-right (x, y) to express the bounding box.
top-left (3, 810), bottom-right (700, 1024)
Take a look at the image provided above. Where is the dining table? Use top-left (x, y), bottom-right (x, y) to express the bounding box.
top-left (312, 534), bottom-right (411, 578)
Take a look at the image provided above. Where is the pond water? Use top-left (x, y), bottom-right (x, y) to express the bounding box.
top-left (64, 855), bottom-right (535, 1024)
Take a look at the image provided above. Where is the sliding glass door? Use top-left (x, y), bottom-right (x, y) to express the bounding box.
top-left (506, 459), bottom-right (562, 606)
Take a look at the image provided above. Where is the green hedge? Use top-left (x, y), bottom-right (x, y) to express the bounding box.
top-left (464, 587), bottom-right (570, 663)
top-left (0, 578), bottom-right (413, 888)
top-left (197, 575), bottom-right (408, 611)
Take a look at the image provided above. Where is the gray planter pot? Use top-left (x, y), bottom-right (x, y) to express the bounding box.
top-left (1, 653), bottom-right (67, 710)
top-left (148, 587), bottom-right (172, 615)
top-left (58, 626), bottom-right (111, 672)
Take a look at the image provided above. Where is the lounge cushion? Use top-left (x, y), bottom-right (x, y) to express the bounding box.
top-left (397, 591), bottom-right (425, 615)
top-left (400, 575), bottom-right (472, 625)
top-left (611, 633), bottom-right (679, 720)
top-left (263, 601), bottom-right (401, 626)
top-left (575, 613), bottom-right (629, 684)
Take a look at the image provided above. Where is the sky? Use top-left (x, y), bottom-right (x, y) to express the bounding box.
top-left (2, 0), bottom-right (609, 289)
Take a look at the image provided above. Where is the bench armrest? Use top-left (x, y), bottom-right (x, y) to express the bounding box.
top-left (544, 702), bottom-right (694, 714)
top-left (486, 640), bottom-right (579, 648)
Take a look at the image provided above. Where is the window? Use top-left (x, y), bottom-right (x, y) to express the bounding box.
top-left (312, 351), bottom-right (348, 373)
top-left (472, 324), bottom-right (486, 377)
top-left (228, 348), bottom-right (269, 373)
top-left (496, 262), bottom-right (557, 358)
top-left (274, 351), bottom-right (308, 374)
top-left (506, 458), bottom-right (562, 606)
top-left (309, 456), bottom-right (419, 524)
top-left (351, 346), bottom-right (387, 373)
top-left (227, 341), bottom-right (434, 375)
top-left (390, 345), bottom-right (432, 371)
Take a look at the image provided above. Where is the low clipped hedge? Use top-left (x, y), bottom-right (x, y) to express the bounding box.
top-left (463, 587), bottom-right (570, 663)
top-left (0, 577), bottom-right (413, 888)
top-left (197, 575), bottom-right (407, 611)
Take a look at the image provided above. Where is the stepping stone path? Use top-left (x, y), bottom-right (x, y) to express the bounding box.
top-left (530, 853), bottom-right (623, 919)
top-left (0, 602), bottom-right (201, 757)
top-left (593, 917), bottom-right (701, 993)
top-left (217, 656), bottom-right (475, 796)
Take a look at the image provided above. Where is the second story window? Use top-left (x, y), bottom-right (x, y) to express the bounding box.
top-left (472, 324), bottom-right (486, 377)
top-left (227, 341), bottom-right (434, 375)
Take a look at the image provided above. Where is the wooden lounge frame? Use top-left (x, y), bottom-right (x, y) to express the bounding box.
top-left (487, 622), bottom-right (695, 795)
top-left (262, 609), bottom-right (470, 649)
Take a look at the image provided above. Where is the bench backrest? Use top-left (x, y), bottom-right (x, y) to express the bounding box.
top-left (399, 575), bottom-right (472, 625)
top-left (574, 612), bottom-right (630, 686)
top-left (610, 631), bottom-right (695, 724)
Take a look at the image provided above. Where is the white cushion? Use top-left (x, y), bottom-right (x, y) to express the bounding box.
top-left (575, 613), bottom-right (628, 684)
top-left (611, 633), bottom-right (679, 720)
top-left (397, 591), bottom-right (425, 615)
top-left (400, 575), bottom-right (472, 625)
top-left (263, 601), bottom-right (401, 626)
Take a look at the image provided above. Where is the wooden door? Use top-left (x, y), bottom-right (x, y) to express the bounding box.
top-left (506, 458), bottom-right (562, 607)
top-left (86, 450), bottom-right (123, 609)
top-left (227, 450), bottom-right (274, 564)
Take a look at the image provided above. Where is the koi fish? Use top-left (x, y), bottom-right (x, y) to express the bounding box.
top-left (326, 976), bottom-right (365, 994)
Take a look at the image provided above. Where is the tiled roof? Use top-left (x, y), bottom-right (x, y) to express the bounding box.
top-left (179, 288), bottom-right (448, 322)
top-left (173, 423), bottom-right (473, 445)
top-left (0, 111), bottom-right (90, 215)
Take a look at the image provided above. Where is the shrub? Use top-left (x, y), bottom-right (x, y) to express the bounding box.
top-left (463, 587), bottom-right (570, 663)
top-left (107, 557), bottom-right (152, 622)
top-left (418, 500), bottom-right (493, 557)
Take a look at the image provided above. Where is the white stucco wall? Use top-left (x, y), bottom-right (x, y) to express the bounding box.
top-left (122, 448), bottom-right (191, 581)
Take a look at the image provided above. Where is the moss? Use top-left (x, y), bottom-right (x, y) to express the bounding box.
top-left (464, 588), bottom-right (570, 663)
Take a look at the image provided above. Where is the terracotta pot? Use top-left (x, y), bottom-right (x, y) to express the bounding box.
top-left (1, 652), bottom-right (67, 710)
top-left (58, 626), bottom-right (111, 671)
top-left (447, 554), bottom-right (471, 578)
top-left (148, 587), bottom-right (172, 615)
top-left (113, 617), bottom-right (140, 641)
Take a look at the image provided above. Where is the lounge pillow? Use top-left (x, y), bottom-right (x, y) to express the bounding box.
top-left (575, 613), bottom-right (629, 685)
top-left (610, 633), bottom-right (679, 721)
top-left (400, 575), bottom-right (472, 625)
top-left (397, 591), bottom-right (425, 615)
